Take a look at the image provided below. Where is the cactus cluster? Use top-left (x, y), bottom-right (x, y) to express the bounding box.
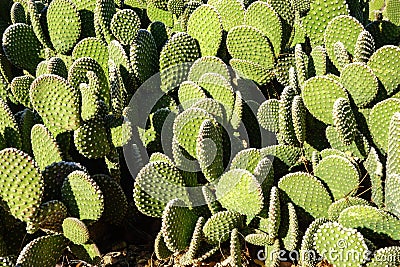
top-left (0, 0), bottom-right (400, 266)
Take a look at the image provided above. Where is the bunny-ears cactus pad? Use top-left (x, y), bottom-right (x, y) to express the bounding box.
top-left (332, 97), bottom-right (357, 145)
top-left (2, 23), bottom-right (44, 74)
top-left (173, 108), bottom-right (217, 158)
top-left (313, 222), bottom-right (369, 267)
top-left (202, 210), bottom-right (244, 244)
top-left (62, 217), bottom-right (90, 244)
top-left (0, 148), bottom-right (44, 223)
top-left (323, 15), bottom-right (363, 71)
top-left (134, 161), bottom-right (190, 215)
top-left (47, 0), bottom-right (81, 54)
top-left (302, 0), bottom-right (349, 46)
top-left (229, 59), bottom-right (275, 85)
top-left (314, 155), bottom-right (360, 201)
top-left (227, 25), bottom-right (275, 70)
top-left (278, 172), bottom-right (332, 218)
top-left (301, 76), bottom-right (348, 125)
top-left (61, 170), bottom-right (104, 221)
top-left (328, 197), bottom-right (371, 221)
top-left (387, 112), bottom-right (400, 176)
top-left (72, 38), bottom-right (109, 72)
top-left (159, 32), bottom-right (201, 91)
top-left (216, 169), bottom-right (264, 217)
top-left (178, 81), bottom-right (206, 109)
top-left (338, 205), bottom-right (400, 240)
top-left (188, 56), bottom-right (231, 83)
top-left (257, 99), bottom-right (279, 132)
top-left (367, 45), bottom-right (400, 96)
top-left (207, 0), bottom-right (244, 31)
top-left (11, 75), bottom-right (34, 108)
top-left (16, 234), bottom-right (69, 267)
top-left (161, 198), bottom-right (198, 252)
top-left (110, 9), bottom-right (140, 45)
top-left (244, 1), bottom-right (282, 56)
top-left (30, 74), bottom-right (81, 136)
top-left (368, 98), bottom-right (400, 153)
top-left (340, 62), bottom-right (379, 108)
top-left (0, 98), bottom-right (22, 149)
top-left (353, 30), bottom-right (375, 63)
top-left (31, 124), bottom-right (63, 170)
top-left (187, 5), bottom-right (223, 57)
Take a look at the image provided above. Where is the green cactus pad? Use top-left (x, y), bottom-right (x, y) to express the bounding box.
top-left (95, 0), bottom-right (116, 43)
top-left (29, 200), bottom-right (68, 234)
top-left (332, 97), bottom-right (357, 145)
top-left (282, 202), bottom-right (299, 251)
top-left (68, 57), bottom-right (110, 107)
top-left (260, 145), bottom-right (302, 169)
top-left (245, 232), bottom-right (273, 246)
top-left (198, 73), bottom-right (235, 119)
top-left (366, 246), bottom-right (400, 267)
top-left (73, 117), bottom-right (111, 159)
top-left (264, 238), bottom-right (281, 267)
top-left (155, 231), bottom-right (173, 260)
top-left (148, 22), bottom-right (168, 51)
top-left (178, 81), bottom-right (206, 109)
top-left (338, 205), bottom-right (400, 240)
top-left (229, 58), bottom-right (275, 85)
top-left (16, 235), bottom-right (69, 267)
top-left (0, 98), bottom-right (22, 149)
top-left (244, 1), bottom-right (282, 56)
top-left (0, 148), bottom-right (43, 223)
top-left (325, 126), bottom-right (370, 160)
top-left (31, 124), bottom-right (63, 170)
top-left (181, 216), bottom-right (205, 263)
top-left (310, 46), bottom-right (327, 76)
top-left (292, 95), bottom-right (306, 145)
top-left (134, 184), bottom-right (165, 218)
top-left (2, 23), bottom-right (44, 73)
top-left (11, 2), bottom-right (26, 24)
top-left (314, 155), bottom-right (359, 200)
top-left (328, 197), bottom-right (372, 221)
top-left (187, 5), bottom-right (223, 56)
top-left (353, 30), bottom-right (375, 63)
top-left (11, 75), bottom-right (34, 108)
top-left (385, 174), bottom-right (400, 219)
top-left (30, 74), bottom-right (81, 136)
top-left (72, 37), bottom-right (109, 73)
top-left (363, 147), bottom-right (384, 208)
top-left (302, 0), bottom-right (349, 46)
top-left (216, 169), bottom-right (264, 217)
top-left (135, 161), bottom-right (190, 210)
top-left (274, 53), bottom-right (295, 87)
top-left (299, 218), bottom-right (330, 267)
top-left (202, 210), bottom-right (244, 244)
top-left (301, 76), bottom-right (349, 125)
top-left (313, 221), bottom-right (368, 267)
top-left (130, 29), bottom-right (159, 84)
top-left (161, 198), bottom-right (198, 252)
top-left (257, 99), bottom-right (279, 132)
top-left (230, 228), bottom-right (241, 267)
top-left (340, 62), bottom-right (379, 108)
top-left (367, 45), bottom-right (400, 96)
top-left (92, 174), bottom-right (128, 225)
top-left (279, 86), bottom-right (298, 146)
top-left (173, 108), bottom-right (216, 158)
top-left (159, 32), bottom-right (201, 91)
top-left (146, 3), bottom-right (174, 27)
top-left (62, 217), bottom-right (90, 244)
top-left (47, 57), bottom-right (68, 78)
top-left (69, 243), bottom-right (101, 265)
top-left (208, 0), bottom-right (244, 31)
top-left (188, 56), bottom-right (231, 83)
top-left (323, 15), bottom-right (364, 70)
top-left (227, 25), bottom-right (275, 70)
top-left (61, 170), bottom-right (104, 221)
top-left (267, 186), bottom-right (280, 239)
top-left (196, 119), bottom-right (224, 183)
top-left (369, 98), bottom-right (400, 153)
top-left (333, 41), bottom-right (351, 72)
top-left (110, 9), bottom-right (140, 45)
top-left (47, 0), bottom-right (81, 54)
top-left (230, 148), bottom-right (261, 172)
top-left (278, 172), bottom-right (332, 218)
top-left (26, 0), bottom-right (52, 49)
top-left (202, 185), bottom-right (223, 215)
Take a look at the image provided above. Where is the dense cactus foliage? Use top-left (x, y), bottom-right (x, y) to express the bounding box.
top-left (0, 0), bottom-right (400, 266)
